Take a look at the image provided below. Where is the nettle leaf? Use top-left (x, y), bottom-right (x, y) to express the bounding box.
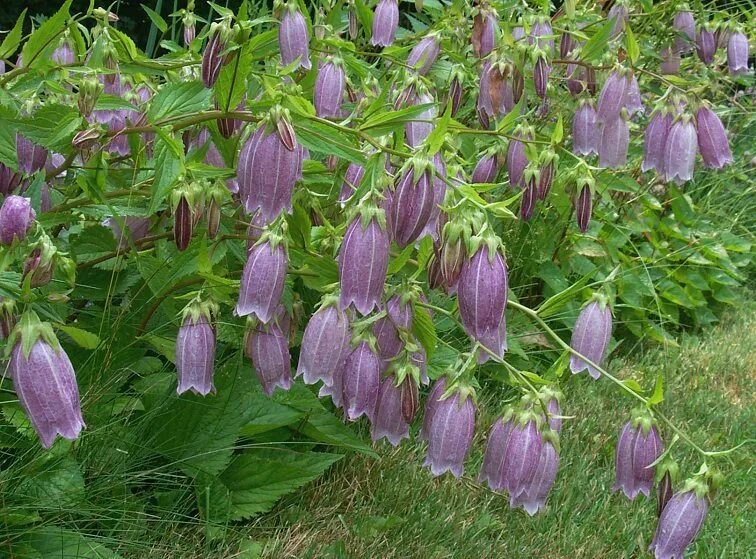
top-left (110, 28), bottom-right (142, 62)
top-left (625, 25), bottom-right (640, 64)
top-left (360, 103), bottom-right (436, 137)
top-left (57, 325), bottom-right (101, 349)
top-left (15, 456), bottom-right (85, 509)
top-left (0, 112), bottom-right (18, 169)
top-left (217, 448), bottom-right (342, 520)
top-left (0, 8), bottom-right (27, 59)
top-left (20, 0), bottom-right (73, 69)
top-left (14, 526), bottom-right (122, 559)
top-left (145, 359), bottom-right (254, 478)
top-left (412, 304), bottom-right (437, 359)
top-left (215, 42), bottom-right (253, 112)
top-left (581, 19), bottom-right (615, 63)
top-left (150, 128), bottom-right (185, 212)
top-left (148, 81), bottom-right (212, 123)
top-left (294, 118), bottom-right (365, 165)
top-left (15, 104), bottom-right (83, 152)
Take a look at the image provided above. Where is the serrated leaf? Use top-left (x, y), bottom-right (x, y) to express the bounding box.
top-left (142, 4), bottom-right (168, 32)
top-left (412, 304), bottom-right (437, 359)
top-left (0, 9), bottom-right (27, 59)
top-left (57, 325), bottom-right (100, 349)
top-left (150, 129), bottom-right (185, 212)
top-left (148, 81), bottom-right (212, 123)
top-left (299, 411), bottom-right (378, 457)
top-left (14, 104), bottom-right (83, 152)
top-left (551, 113), bottom-right (564, 144)
top-left (21, 0), bottom-right (73, 69)
top-left (15, 526), bottom-right (122, 559)
top-left (15, 457), bottom-right (85, 509)
top-left (649, 373), bottom-right (664, 405)
top-left (294, 118), bottom-right (365, 165)
top-left (426, 102), bottom-right (451, 155)
top-left (218, 448), bottom-right (342, 520)
top-left (215, 42), bottom-right (253, 113)
top-left (360, 103), bottom-right (436, 136)
top-left (536, 271), bottom-right (594, 318)
top-left (581, 18), bottom-right (615, 63)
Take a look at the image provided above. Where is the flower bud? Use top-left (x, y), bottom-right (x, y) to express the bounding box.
top-left (608, 3), bottom-right (628, 39)
top-left (407, 34), bottom-right (441, 76)
top-left (348, 7), bottom-right (358, 39)
top-left (649, 487), bottom-right (708, 559)
top-left (673, 10), bottom-right (696, 53)
top-left (598, 114), bottom-right (630, 169)
top-left (520, 167), bottom-right (538, 221)
top-left (72, 127), bottom-right (102, 151)
top-left (613, 415), bottom-right (664, 500)
top-left (696, 27), bottom-right (717, 65)
top-left (389, 162), bottom-right (435, 247)
top-left (183, 11), bottom-right (196, 46)
top-left (339, 213), bottom-right (390, 316)
top-left (423, 387), bottom-right (476, 478)
top-left (575, 181), bottom-right (592, 233)
top-left (534, 56), bottom-right (550, 99)
top-left (0, 195), bottom-right (36, 245)
top-left (596, 69), bottom-right (630, 124)
top-left (201, 27), bottom-right (227, 88)
top-left (245, 311), bottom-right (292, 396)
top-left (314, 59), bottom-right (346, 118)
top-left (342, 340), bottom-right (381, 421)
top-left (372, 374), bottom-right (410, 446)
top-left (439, 233), bottom-right (465, 291)
top-left (529, 17), bottom-right (554, 54)
top-left (16, 134), bottom-right (48, 176)
top-left (173, 193), bottom-right (193, 252)
top-left (176, 301), bottom-right (217, 396)
top-left (642, 108), bottom-right (673, 174)
top-left (660, 47), bottom-right (681, 75)
top-left (657, 471), bottom-right (674, 518)
top-left (726, 32), bottom-right (749, 75)
top-left (279, 5), bottom-right (311, 70)
top-left (695, 106), bottom-right (732, 169)
top-left (0, 164), bottom-right (20, 197)
top-left (238, 124), bottom-right (305, 223)
top-left (236, 236), bottom-right (287, 323)
top-left (340, 162), bottom-right (365, 202)
top-left (22, 248), bottom-right (53, 288)
top-left (400, 375), bottom-right (420, 422)
top-left (507, 129), bottom-right (530, 188)
top-left (569, 298), bottom-right (612, 379)
top-left (405, 92), bottom-right (436, 148)
top-left (472, 152), bottom-right (498, 184)
top-left (297, 301), bottom-right (350, 386)
top-left (217, 98), bottom-right (244, 139)
top-left (458, 242), bottom-right (508, 362)
top-left (537, 150), bottom-right (557, 200)
top-left (8, 311), bottom-right (85, 448)
top-left (371, 0), bottom-right (399, 47)
top-left (448, 74), bottom-right (463, 117)
top-left (560, 30), bottom-right (577, 59)
top-left (78, 76), bottom-right (103, 118)
top-left (103, 216), bottom-right (151, 249)
top-left (572, 100), bottom-right (599, 156)
top-left (664, 116), bottom-right (697, 184)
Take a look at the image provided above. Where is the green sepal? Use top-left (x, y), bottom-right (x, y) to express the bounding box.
top-left (5, 310), bottom-right (61, 360)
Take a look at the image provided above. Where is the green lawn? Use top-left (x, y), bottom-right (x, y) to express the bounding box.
top-left (130, 305), bottom-right (754, 559)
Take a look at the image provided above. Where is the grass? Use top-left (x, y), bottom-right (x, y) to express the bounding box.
top-left (194, 303), bottom-right (755, 559)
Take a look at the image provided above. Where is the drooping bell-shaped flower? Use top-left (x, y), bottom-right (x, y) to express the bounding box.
top-left (501, 410), bottom-right (543, 498)
top-left (472, 151), bottom-right (499, 184)
top-left (511, 436), bottom-right (559, 515)
top-left (540, 387), bottom-right (563, 433)
top-left (608, 3), bottom-right (628, 39)
top-left (16, 134), bottom-right (48, 176)
top-left (643, 108), bottom-right (673, 174)
top-left (478, 415), bottom-right (514, 491)
top-left (569, 297), bottom-right (612, 379)
top-left (176, 299), bottom-right (217, 396)
top-left (660, 47), bottom-right (681, 74)
top-left (339, 208), bottom-right (390, 316)
top-left (696, 27), bottom-right (717, 65)
top-left (472, 9), bottom-right (497, 58)
top-left (727, 32), bottom-right (749, 75)
top-left (529, 17), bottom-right (554, 54)
top-left (279, 4), bottom-right (311, 70)
top-left (237, 119), bottom-right (305, 223)
top-left (419, 376), bottom-right (446, 440)
top-left (649, 483), bottom-right (709, 559)
top-left (52, 36), bottom-right (76, 65)
top-left (664, 116), bottom-right (697, 184)
top-left (534, 56), bottom-right (550, 99)
top-left (447, 71), bottom-right (464, 117)
top-left (439, 220), bottom-right (466, 292)
top-left (0, 163), bottom-right (20, 197)
top-left (405, 92), bottom-right (436, 148)
top-left (507, 126), bottom-right (532, 188)
top-left (217, 98), bottom-right (245, 139)
top-left (182, 10), bottom-right (196, 46)
top-left (573, 100), bottom-right (599, 156)
top-left (245, 309), bottom-right (292, 396)
top-left (520, 167), bottom-right (539, 221)
top-left (423, 386), bottom-right (476, 478)
top-left (511, 26), bottom-right (525, 42)
top-left (314, 58), bottom-right (345, 118)
top-left (236, 231), bottom-right (288, 323)
top-left (613, 411), bottom-right (664, 500)
top-left (625, 74), bottom-right (644, 117)
top-left (340, 163), bottom-right (365, 201)
top-left (598, 114), bottom-right (630, 169)
top-left (389, 157), bottom-right (436, 247)
top-left (8, 311), bottom-right (85, 448)
top-left (597, 69), bottom-right (630, 124)
top-left (695, 106), bottom-right (732, 169)
top-left (0, 195), bottom-right (36, 246)
top-left (420, 153), bottom-right (447, 241)
top-left (342, 338), bottom-right (381, 421)
top-left (407, 33), bottom-right (441, 76)
top-left (297, 298), bottom-right (350, 386)
top-left (103, 216), bottom-right (151, 249)
top-left (372, 374), bottom-right (411, 445)
top-left (372, 294), bottom-right (413, 370)
top-left (575, 177), bottom-right (593, 233)
top-left (457, 238), bottom-right (508, 362)
top-left (371, 0), bottom-right (399, 47)
top-left (478, 61), bottom-right (515, 121)
top-left (537, 149), bottom-right (558, 200)
top-left (673, 10), bottom-right (696, 53)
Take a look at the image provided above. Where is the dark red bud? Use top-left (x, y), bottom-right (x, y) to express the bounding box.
top-left (657, 472), bottom-right (674, 518)
top-left (276, 119), bottom-right (297, 152)
top-left (207, 197), bottom-right (221, 239)
top-left (174, 196), bottom-right (193, 251)
top-left (521, 176), bottom-right (537, 221)
top-left (348, 9), bottom-right (358, 39)
top-left (427, 250), bottom-right (445, 290)
top-left (400, 377), bottom-right (420, 423)
top-left (586, 67), bottom-right (597, 96)
top-left (512, 67), bottom-right (524, 104)
top-left (22, 249), bottom-right (54, 287)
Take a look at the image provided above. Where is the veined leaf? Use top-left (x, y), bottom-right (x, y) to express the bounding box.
top-left (57, 325), bottom-right (101, 349)
top-left (21, 0), bottom-right (73, 69)
top-left (625, 25), bottom-right (640, 64)
top-left (295, 118), bottom-right (365, 165)
top-left (649, 373), bottom-right (664, 405)
top-left (142, 4), bottom-right (168, 33)
top-left (149, 128), bottom-right (185, 212)
top-left (0, 9), bottom-right (27, 59)
top-left (412, 304), bottom-right (437, 359)
top-left (360, 103), bottom-right (436, 137)
top-left (581, 19), bottom-right (615, 63)
top-left (214, 42), bottom-right (253, 112)
top-left (148, 81), bottom-right (212, 123)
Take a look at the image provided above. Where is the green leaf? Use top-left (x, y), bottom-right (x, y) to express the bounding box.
top-left (495, 98), bottom-right (523, 135)
top-left (147, 81), bottom-right (212, 123)
top-left (15, 457), bottom-right (85, 509)
top-left (649, 373), bottom-right (664, 405)
top-left (581, 19), bottom-right (615, 63)
top-left (412, 304), bottom-right (437, 360)
top-left (294, 118), bottom-right (365, 165)
top-left (625, 25), bottom-right (640, 64)
top-left (537, 270), bottom-right (594, 318)
top-left (239, 393), bottom-right (303, 437)
top-left (425, 102), bottom-right (451, 155)
top-left (214, 43), bottom-right (253, 112)
top-left (150, 128), bottom-right (185, 212)
top-left (217, 448), bottom-right (342, 520)
top-left (57, 325), bottom-right (100, 349)
top-left (360, 103), bottom-right (436, 137)
top-left (0, 9), bottom-right (27, 59)
top-left (21, 0), bottom-right (73, 69)
top-left (14, 526), bottom-right (122, 559)
top-left (551, 113), bottom-right (564, 144)
top-left (14, 104), bottom-right (83, 153)
top-left (299, 411), bottom-right (379, 457)
top-left (142, 4), bottom-right (168, 32)
top-left (110, 28), bottom-right (141, 62)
